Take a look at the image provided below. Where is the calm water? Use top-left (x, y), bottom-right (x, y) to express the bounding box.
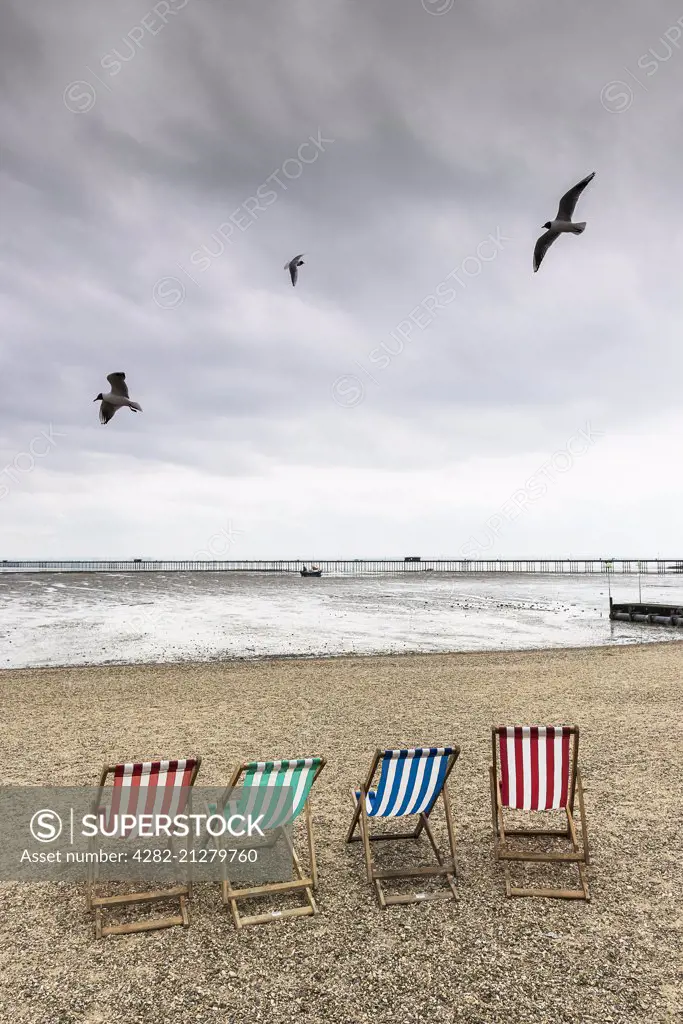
top-left (1, 572), bottom-right (681, 670)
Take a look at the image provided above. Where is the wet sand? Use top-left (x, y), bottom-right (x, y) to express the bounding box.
top-left (0, 643), bottom-right (681, 1023)
top-left (3, 570), bottom-right (682, 669)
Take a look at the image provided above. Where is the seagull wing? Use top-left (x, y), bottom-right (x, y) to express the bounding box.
top-left (99, 401), bottom-right (118, 425)
top-left (533, 229), bottom-right (559, 273)
top-left (107, 372), bottom-right (129, 398)
top-left (285, 254), bottom-right (304, 285)
top-left (556, 172), bottom-right (595, 221)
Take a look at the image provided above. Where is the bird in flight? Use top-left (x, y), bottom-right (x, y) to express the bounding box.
top-left (94, 372), bottom-right (143, 425)
top-left (284, 253), bottom-right (305, 286)
top-left (533, 172), bottom-right (595, 273)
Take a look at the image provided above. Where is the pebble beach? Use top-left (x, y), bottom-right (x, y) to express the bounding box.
top-left (0, 641), bottom-right (681, 1023)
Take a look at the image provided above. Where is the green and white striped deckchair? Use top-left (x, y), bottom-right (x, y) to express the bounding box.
top-left (214, 756), bottom-right (326, 929)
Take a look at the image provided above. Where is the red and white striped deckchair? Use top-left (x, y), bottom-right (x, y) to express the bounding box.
top-left (86, 756), bottom-right (202, 938)
top-left (490, 726), bottom-right (590, 900)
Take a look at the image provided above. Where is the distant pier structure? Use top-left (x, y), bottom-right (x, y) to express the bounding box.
top-left (1, 558), bottom-right (682, 575)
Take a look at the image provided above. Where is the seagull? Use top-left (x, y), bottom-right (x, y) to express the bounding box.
top-left (533, 172), bottom-right (595, 273)
top-left (94, 372), bottom-right (143, 425)
top-left (284, 253), bottom-right (305, 286)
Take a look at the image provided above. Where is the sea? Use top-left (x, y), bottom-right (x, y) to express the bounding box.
top-left (1, 571), bottom-right (681, 670)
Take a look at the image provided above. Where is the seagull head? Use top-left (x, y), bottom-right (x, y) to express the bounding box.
top-left (94, 393), bottom-right (103, 402)
top-left (542, 221), bottom-right (551, 230)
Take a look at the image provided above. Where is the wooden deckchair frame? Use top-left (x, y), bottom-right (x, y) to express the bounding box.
top-left (490, 726), bottom-right (590, 900)
top-left (346, 745), bottom-right (460, 907)
top-left (85, 756), bottom-right (202, 938)
top-left (216, 756), bottom-right (327, 929)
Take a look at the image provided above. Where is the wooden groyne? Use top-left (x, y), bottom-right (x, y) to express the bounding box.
top-left (609, 598), bottom-right (683, 628)
top-left (1, 558), bottom-right (682, 575)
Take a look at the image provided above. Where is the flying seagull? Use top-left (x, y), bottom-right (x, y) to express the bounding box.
top-left (94, 372), bottom-right (143, 425)
top-left (284, 253), bottom-right (305, 286)
top-left (533, 172), bottom-right (595, 273)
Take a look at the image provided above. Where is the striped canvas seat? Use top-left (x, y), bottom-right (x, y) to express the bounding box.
top-left (216, 754), bottom-right (327, 929)
top-left (490, 725), bottom-right (590, 901)
top-left (87, 754), bottom-right (202, 938)
top-left (347, 743), bottom-right (460, 907)
top-left (355, 747), bottom-right (454, 818)
top-left (497, 727), bottom-right (571, 810)
top-left (100, 758), bottom-right (199, 838)
top-left (213, 757), bottom-right (322, 832)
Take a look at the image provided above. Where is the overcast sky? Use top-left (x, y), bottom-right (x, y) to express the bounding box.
top-left (1, 0), bottom-right (682, 559)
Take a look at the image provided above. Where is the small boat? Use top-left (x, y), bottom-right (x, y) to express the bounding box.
top-left (300, 565), bottom-right (322, 577)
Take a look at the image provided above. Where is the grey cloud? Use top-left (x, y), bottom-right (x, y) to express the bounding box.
top-left (1, 0), bottom-right (683, 553)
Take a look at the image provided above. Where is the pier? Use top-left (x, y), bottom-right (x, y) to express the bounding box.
top-left (1, 558), bottom-right (682, 575)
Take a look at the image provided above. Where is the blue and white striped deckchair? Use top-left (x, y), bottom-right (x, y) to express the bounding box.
top-left (347, 745), bottom-right (460, 907)
top-left (213, 756), bottom-right (326, 929)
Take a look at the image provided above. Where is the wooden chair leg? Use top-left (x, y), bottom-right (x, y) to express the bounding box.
top-left (282, 825), bottom-right (317, 915)
top-left (576, 770), bottom-right (590, 866)
top-left (304, 800), bottom-right (319, 889)
top-left (419, 814), bottom-right (445, 865)
top-left (489, 766), bottom-right (500, 844)
top-left (441, 786), bottom-right (458, 895)
top-left (346, 798), bottom-right (362, 843)
top-left (441, 785), bottom-right (457, 871)
top-left (225, 877), bottom-right (242, 930)
top-left (567, 806), bottom-right (590, 901)
top-left (359, 798), bottom-right (374, 884)
top-left (419, 810), bottom-right (457, 898)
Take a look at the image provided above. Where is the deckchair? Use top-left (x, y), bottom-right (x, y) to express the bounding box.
top-left (490, 725), bottom-right (590, 900)
top-left (346, 745), bottom-right (460, 907)
top-left (211, 756), bottom-right (326, 929)
top-left (86, 756), bottom-right (202, 938)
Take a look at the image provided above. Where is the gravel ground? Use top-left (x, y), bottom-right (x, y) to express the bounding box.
top-left (0, 643), bottom-right (681, 1024)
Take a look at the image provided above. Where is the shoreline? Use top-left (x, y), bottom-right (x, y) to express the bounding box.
top-left (1, 634), bottom-right (681, 675)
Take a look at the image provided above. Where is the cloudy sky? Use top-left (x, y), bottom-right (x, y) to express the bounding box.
top-left (1, 0), bottom-right (682, 559)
